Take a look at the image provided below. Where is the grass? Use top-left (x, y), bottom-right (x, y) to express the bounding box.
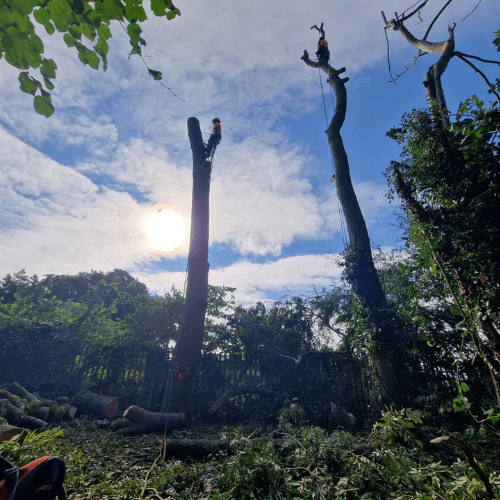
top-left (1, 413), bottom-right (499, 499)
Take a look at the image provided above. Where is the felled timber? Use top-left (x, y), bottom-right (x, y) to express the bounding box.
top-left (0, 418), bottom-right (22, 443)
top-left (2, 401), bottom-right (48, 429)
top-left (2, 382), bottom-right (43, 408)
top-left (160, 439), bottom-right (229, 461)
top-left (71, 391), bottom-right (119, 418)
top-left (116, 406), bottom-right (186, 436)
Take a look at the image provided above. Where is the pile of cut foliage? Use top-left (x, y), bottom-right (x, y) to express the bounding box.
top-left (1, 404), bottom-right (499, 499)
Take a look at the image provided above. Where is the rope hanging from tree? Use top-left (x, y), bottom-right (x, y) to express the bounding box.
top-left (317, 68), bottom-right (349, 247)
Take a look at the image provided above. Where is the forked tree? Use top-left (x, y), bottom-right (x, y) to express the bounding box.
top-left (382, 1), bottom-right (500, 404)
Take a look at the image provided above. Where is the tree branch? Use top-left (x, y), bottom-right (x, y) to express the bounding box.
top-left (423, 0), bottom-right (454, 42)
top-left (455, 53), bottom-right (500, 104)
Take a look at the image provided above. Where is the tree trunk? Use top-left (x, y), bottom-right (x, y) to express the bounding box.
top-left (162, 117), bottom-right (211, 415)
top-left (301, 52), bottom-right (406, 406)
top-left (71, 390), bottom-right (118, 418)
top-left (115, 405), bottom-right (186, 436)
top-left (160, 438), bottom-right (230, 461)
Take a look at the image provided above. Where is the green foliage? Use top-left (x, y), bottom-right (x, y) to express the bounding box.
top-left (494, 30), bottom-right (500, 52)
top-left (371, 406), bottom-right (423, 449)
top-left (0, 428), bottom-right (65, 466)
top-left (386, 99), bottom-right (500, 392)
top-left (0, 0), bottom-right (181, 116)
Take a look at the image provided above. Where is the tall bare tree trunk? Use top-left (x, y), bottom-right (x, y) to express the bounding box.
top-left (301, 52), bottom-right (406, 407)
top-left (161, 117), bottom-right (211, 415)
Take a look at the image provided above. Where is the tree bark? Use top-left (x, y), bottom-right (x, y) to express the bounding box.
top-left (162, 117), bottom-right (211, 415)
top-left (301, 51), bottom-right (406, 406)
top-left (115, 405), bottom-right (186, 436)
top-left (71, 391), bottom-right (118, 418)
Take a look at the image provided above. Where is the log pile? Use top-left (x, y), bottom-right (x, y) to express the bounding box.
top-left (0, 383), bottom-right (186, 438)
top-left (0, 382), bottom-right (78, 431)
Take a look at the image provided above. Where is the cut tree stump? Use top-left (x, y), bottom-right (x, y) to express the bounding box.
top-left (116, 406), bottom-right (186, 436)
top-left (71, 391), bottom-right (119, 418)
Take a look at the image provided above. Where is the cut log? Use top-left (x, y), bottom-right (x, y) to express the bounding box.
top-left (1, 382), bottom-right (43, 408)
top-left (160, 439), bottom-right (230, 461)
top-left (49, 404), bottom-right (77, 422)
top-left (0, 420), bottom-right (23, 443)
top-left (3, 402), bottom-right (47, 429)
top-left (0, 391), bottom-right (26, 414)
top-left (30, 407), bottom-right (51, 422)
top-left (71, 391), bottom-right (119, 418)
top-left (110, 418), bottom-right (132, 432)
top-left (115, 406), bottom-right (185, 436)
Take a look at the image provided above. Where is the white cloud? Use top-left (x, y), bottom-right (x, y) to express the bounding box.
top-left (135, 253), bottom-right (342, 305)
top-left (0, 128), bottom-right (170, 276)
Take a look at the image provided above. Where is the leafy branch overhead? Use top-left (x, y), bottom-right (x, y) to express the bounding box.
top-left (0, 0), bottom-right (181, 117)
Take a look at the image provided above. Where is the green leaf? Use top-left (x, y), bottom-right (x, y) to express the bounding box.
top-left (70, 0), bottom-right (85, 15)
top-left (148, 68), bottom-right (162, 80)
top-left (40, 58), bottom-right (57, 79)
top-left (12, 11), bottom-right (29, 31)
top-left (125, 0), bottom-right (146, 22)
top-left (63, 33), bottom-right (77, 47)
top-left (43, 77), bottom-right (55, 91)
top-left (96, 0), bottom-right (124, 21)
top-left (3, 27), bottom-right (43, 69)
top-left (86, 51), bottom-right (99, 69)
top-left (18, 71), bottom-right (39, 95)
top-left (80, 22), bottom-right (96, 41)
top-left (33, 95), bottom-right (55, 117)
top-left (165, 9), bottom-right (178, 19)
top-left (94, 37), bottom-right (108, 57)
top-left (77, 49), bottom-right (100, 69)
top-left (150, 0), bottom-right (166, 16)
top-left (68, 24), bottom-right (82, 39)
top-left (33, 8), bottom-right (56, 34)
top-left (97, 23), bottom-right (112, 40)
top-left (7, 0), bottom-right (37, 17)
top-left (47, 0), bottom-right (73, 32)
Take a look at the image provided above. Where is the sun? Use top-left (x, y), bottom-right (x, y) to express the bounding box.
top-left (146, 210), bottom-right (186, 252)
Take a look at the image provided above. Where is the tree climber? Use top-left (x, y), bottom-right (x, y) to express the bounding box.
top-left (311, 22), bottom-right (330, 63)
top-left (205, 118), bottom-right (221, 158)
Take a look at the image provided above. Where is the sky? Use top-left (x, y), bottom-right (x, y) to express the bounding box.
top-left (0, 0), bottom-right (498, 305)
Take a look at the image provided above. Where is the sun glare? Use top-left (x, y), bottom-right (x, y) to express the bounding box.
top-left (146, 210), bottom-right (186, 252)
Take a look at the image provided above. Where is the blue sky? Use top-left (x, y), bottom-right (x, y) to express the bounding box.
top-left (0, 0), bottom-right (498, 305)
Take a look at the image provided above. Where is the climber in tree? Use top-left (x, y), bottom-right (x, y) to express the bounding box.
top-left (311, 22), bottom-right (330, 63)
top-left (205, 118), bottom-right (221, 158)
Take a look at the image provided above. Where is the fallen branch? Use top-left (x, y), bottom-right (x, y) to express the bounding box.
top-left (431, 434), bottom-right (495, 499)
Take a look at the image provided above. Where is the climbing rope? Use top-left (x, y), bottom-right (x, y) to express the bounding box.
top-left (161, 263), bottom-right (189, 459)
top-left (317, 68), bottom-right (349, 247)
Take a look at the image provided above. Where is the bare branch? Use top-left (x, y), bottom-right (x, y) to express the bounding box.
top-left (383, 26), bottom-right (397, 84)
top-left (454, 51), bottom-right (500, 66)
top-left (455, 53), bottom-right (500, 104)
top-left (423, 0), bottom-right (454, 41)
top-left (461, 0), bottom-right (482, 22)
top-left (400, 0), bottom-right (429, 23)
top-left (384, 18), bottom-right (450, 53)
top-left (393, 51), bottom-right (428, 82)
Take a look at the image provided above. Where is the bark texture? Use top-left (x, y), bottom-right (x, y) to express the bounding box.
top-left (301, 51), bottom-right (406, 406)
top-left (162, 117), bottom-right (211, 415)
top-left (116, 405), bottom-right (186, 436)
